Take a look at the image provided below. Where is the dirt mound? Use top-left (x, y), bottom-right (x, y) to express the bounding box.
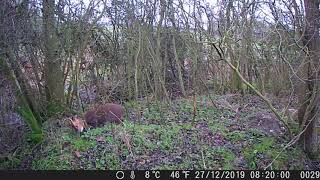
top-left (246, 112), bottom-right (286, 136)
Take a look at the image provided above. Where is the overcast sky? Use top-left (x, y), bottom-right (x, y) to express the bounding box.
top-left (68, 0), bottom-right (304, 26)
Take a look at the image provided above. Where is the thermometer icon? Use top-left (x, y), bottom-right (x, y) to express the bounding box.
top-left (130, 171), bottom-right (135, 179)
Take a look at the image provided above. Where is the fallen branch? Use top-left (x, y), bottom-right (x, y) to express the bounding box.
top-left (209, 41), bottom-right (292, 137)
top-left (226, 61), bottom-right (292, 137)
top-left (264, 113), bottom-right (317, 170)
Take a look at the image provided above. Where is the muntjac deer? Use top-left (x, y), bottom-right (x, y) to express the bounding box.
top-left (84, 103), bottom-right (125, 127)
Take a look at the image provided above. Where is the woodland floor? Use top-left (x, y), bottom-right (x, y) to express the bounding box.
top-left (1, 93), bottom-right (317, 170)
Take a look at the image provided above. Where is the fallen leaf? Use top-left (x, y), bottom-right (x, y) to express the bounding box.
top-left (74, 151), bottom-right (81, 158)
top-left (139, 159), bottom-right (145, 165)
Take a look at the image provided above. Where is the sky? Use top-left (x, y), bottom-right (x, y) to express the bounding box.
top-left (68, 0), bottom-right (304, 27)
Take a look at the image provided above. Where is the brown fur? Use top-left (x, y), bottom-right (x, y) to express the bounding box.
top-left (84, 103), bottom-right (125, 127)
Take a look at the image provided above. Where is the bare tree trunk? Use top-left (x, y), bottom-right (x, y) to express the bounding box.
top-left (172, 34), bottom-right (186, 97)
top-left (2, 54), bottom-right (42, 141)
top-left (292, 0), bottom-right (306, 101)
top-left (298, 0), bottom-right (320, 156)
top-left (43, 0), bottom-right (64, 110)
top-left (154, 0), bottom-right (168, 99)
top-left (134, 25), bottom-right (142, 100)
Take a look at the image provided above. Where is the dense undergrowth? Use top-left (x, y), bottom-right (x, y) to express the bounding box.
top-left (1, 94), bottom-right (307, 170)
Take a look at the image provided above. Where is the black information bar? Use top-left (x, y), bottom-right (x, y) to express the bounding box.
top-left (0, 170), bottom-right (319, 180)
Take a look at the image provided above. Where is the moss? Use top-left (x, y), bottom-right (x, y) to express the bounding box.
top-left (46, 102), bottom-right (64, 118)
top-left (18, 106), bottom-right (43, 143)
